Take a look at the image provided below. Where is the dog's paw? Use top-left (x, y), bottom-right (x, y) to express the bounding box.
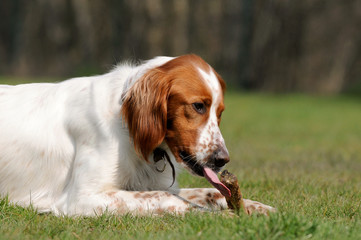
top-left (242, 199), bottom-right (276, 216)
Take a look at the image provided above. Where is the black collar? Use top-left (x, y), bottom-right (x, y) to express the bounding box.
top-left (153, 148), bottom-right (176, 187)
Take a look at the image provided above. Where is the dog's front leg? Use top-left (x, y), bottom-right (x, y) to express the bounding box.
top-left (104, 190), bottom-right (195, 215)
top-left (56, 189), bottom-right (274, 215)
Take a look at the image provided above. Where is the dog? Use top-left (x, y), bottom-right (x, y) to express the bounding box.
top-left (0, 54), bottom-right (274, 215)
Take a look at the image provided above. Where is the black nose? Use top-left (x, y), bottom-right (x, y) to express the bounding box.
top-left (213, 148), bottom-right (230, 168)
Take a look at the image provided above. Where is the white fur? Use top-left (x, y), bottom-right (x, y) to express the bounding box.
top-left (196, 68), bottom-right (228, 160)
top-left (0, 57), bottom-right (179, 215)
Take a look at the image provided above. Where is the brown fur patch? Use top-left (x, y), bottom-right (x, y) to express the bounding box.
top-left (187, 195), bottom-right (198, 200)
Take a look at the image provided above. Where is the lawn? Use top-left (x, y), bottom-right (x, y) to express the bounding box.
top-left (1, 78), bottom-right (360, 239)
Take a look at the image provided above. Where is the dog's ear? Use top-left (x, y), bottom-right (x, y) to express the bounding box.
top-left (121, 69), bottom-right (170, 161)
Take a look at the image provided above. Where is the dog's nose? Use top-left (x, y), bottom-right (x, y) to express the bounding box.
top-left (213, 148), bottom-right (230, 168)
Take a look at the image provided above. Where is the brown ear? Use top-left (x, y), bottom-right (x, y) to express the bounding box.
top-left (121, 69), bottom-right (170, 161)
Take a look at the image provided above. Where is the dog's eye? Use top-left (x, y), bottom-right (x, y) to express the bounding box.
top-left (192, 102), bottom-right (206, 114)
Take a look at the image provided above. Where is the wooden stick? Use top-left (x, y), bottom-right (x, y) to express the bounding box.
top-left (220, 170), bottom-right (246, 213)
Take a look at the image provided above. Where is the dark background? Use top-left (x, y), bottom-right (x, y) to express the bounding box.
top-left (1, 0), bottom-right (360, 94)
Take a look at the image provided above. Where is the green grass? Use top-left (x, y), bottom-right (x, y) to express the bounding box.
top-left (1, 78), bottom-right (361, 239)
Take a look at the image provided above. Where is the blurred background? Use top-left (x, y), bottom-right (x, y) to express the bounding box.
top-left (1, 2), bottom-right (361, 230)
top-left (1, 0), bottom-right (361, 94)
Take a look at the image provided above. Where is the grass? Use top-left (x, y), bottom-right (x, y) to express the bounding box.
top-left (1, 78), bottom-right (361, 239)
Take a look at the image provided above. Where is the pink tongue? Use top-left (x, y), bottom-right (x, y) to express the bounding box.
top-left (203, 167), bottom-right (231, 198)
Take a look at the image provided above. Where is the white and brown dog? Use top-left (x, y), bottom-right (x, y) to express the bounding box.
top-left (0, 54), bottom-right (274, 215)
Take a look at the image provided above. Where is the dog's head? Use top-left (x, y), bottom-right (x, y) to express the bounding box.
top-left (122, 54), bottom-right (229, 193)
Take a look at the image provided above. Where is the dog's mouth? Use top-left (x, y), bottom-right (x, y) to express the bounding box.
top-left (179, 151), bottom-right (204, 176)
top-left (179, 151), bottom-right (231, 197)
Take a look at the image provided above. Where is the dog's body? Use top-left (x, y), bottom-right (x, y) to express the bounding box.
top-left (0, 55), bottom-right (274, 215)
